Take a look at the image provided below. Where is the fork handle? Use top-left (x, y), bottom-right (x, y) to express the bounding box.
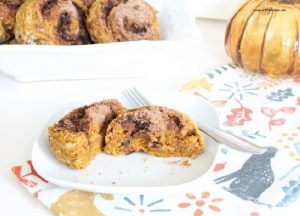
top-left (197, 121), bottom-right (266, 154)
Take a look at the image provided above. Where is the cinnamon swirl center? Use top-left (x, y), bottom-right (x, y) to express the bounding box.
top-left (123, 17), bottom-right (147, 34)
top-left (41, 0), bottom-right (57, 17)
top-left (58, 11), bottom-right (74, 41)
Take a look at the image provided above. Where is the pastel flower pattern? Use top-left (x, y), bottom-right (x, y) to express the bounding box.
top-left (178, 192), bottom-right (223, 216)
top-left (266, 88), bottom-right (294, 102)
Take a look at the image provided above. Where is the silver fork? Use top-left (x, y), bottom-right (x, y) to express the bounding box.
top-left (123, 87), bottom-right (267, 154)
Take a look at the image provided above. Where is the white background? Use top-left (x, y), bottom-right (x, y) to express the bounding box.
top-left (187, 0), bottom-right (243, 20)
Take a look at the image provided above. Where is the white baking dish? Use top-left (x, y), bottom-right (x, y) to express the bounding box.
top-left (0, 0), bottom-right (201, 82)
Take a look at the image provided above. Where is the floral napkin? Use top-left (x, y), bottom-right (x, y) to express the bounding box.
top-left (12, 65), bottom-right (300, 216)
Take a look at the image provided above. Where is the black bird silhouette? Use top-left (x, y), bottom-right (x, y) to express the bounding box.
top-left (214, 146), bottom-right (277, 202)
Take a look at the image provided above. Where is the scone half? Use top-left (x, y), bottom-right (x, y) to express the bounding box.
top-left (48, 99), bottom-right (125, 169)
top-left (104, 106), bottom-right (205, 158)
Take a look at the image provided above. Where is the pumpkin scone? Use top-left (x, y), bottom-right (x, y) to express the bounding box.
top-left (87, 0), bottom-right (160, 43)
top-left (14, 0), bottom-right (91, 45)
top-left (0, 0), bottom-right (24, 43)
top-left (48, 99), bottom-right (125, 169)
top-left (104, 106), bottom-right (205, 157)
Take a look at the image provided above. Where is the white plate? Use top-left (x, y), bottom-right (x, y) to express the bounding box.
top-left (32, 90), bottom-right (219, 194)
top-left (0, 0), bottom-right (201, 82)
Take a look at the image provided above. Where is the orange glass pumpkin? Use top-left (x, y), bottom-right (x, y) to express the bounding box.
top-left (225, 0), bottom-right (300, 75)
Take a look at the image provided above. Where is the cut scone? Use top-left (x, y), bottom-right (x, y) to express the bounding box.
top-left (104, 106), bottom-right (205, 157)
top-left (48, 99), bottom-right (125, 169)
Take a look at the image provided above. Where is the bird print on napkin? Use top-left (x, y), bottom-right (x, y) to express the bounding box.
top-left (214, 147), bottom-right (278, 206)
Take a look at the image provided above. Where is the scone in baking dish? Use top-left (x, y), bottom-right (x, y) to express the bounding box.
top-left (0, 0), bottom-right (201, 82)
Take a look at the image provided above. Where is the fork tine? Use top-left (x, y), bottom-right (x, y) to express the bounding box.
top-left (132, 87), bottom-right (153, 106)
top-left (128, 88), bottom-right (146, 107)
top-left (126, 89), bottom-right (143, 108)
top-left (123, 89), bottom-right (139, 108)
top-left (123, 88), bottom-right (147, 108)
